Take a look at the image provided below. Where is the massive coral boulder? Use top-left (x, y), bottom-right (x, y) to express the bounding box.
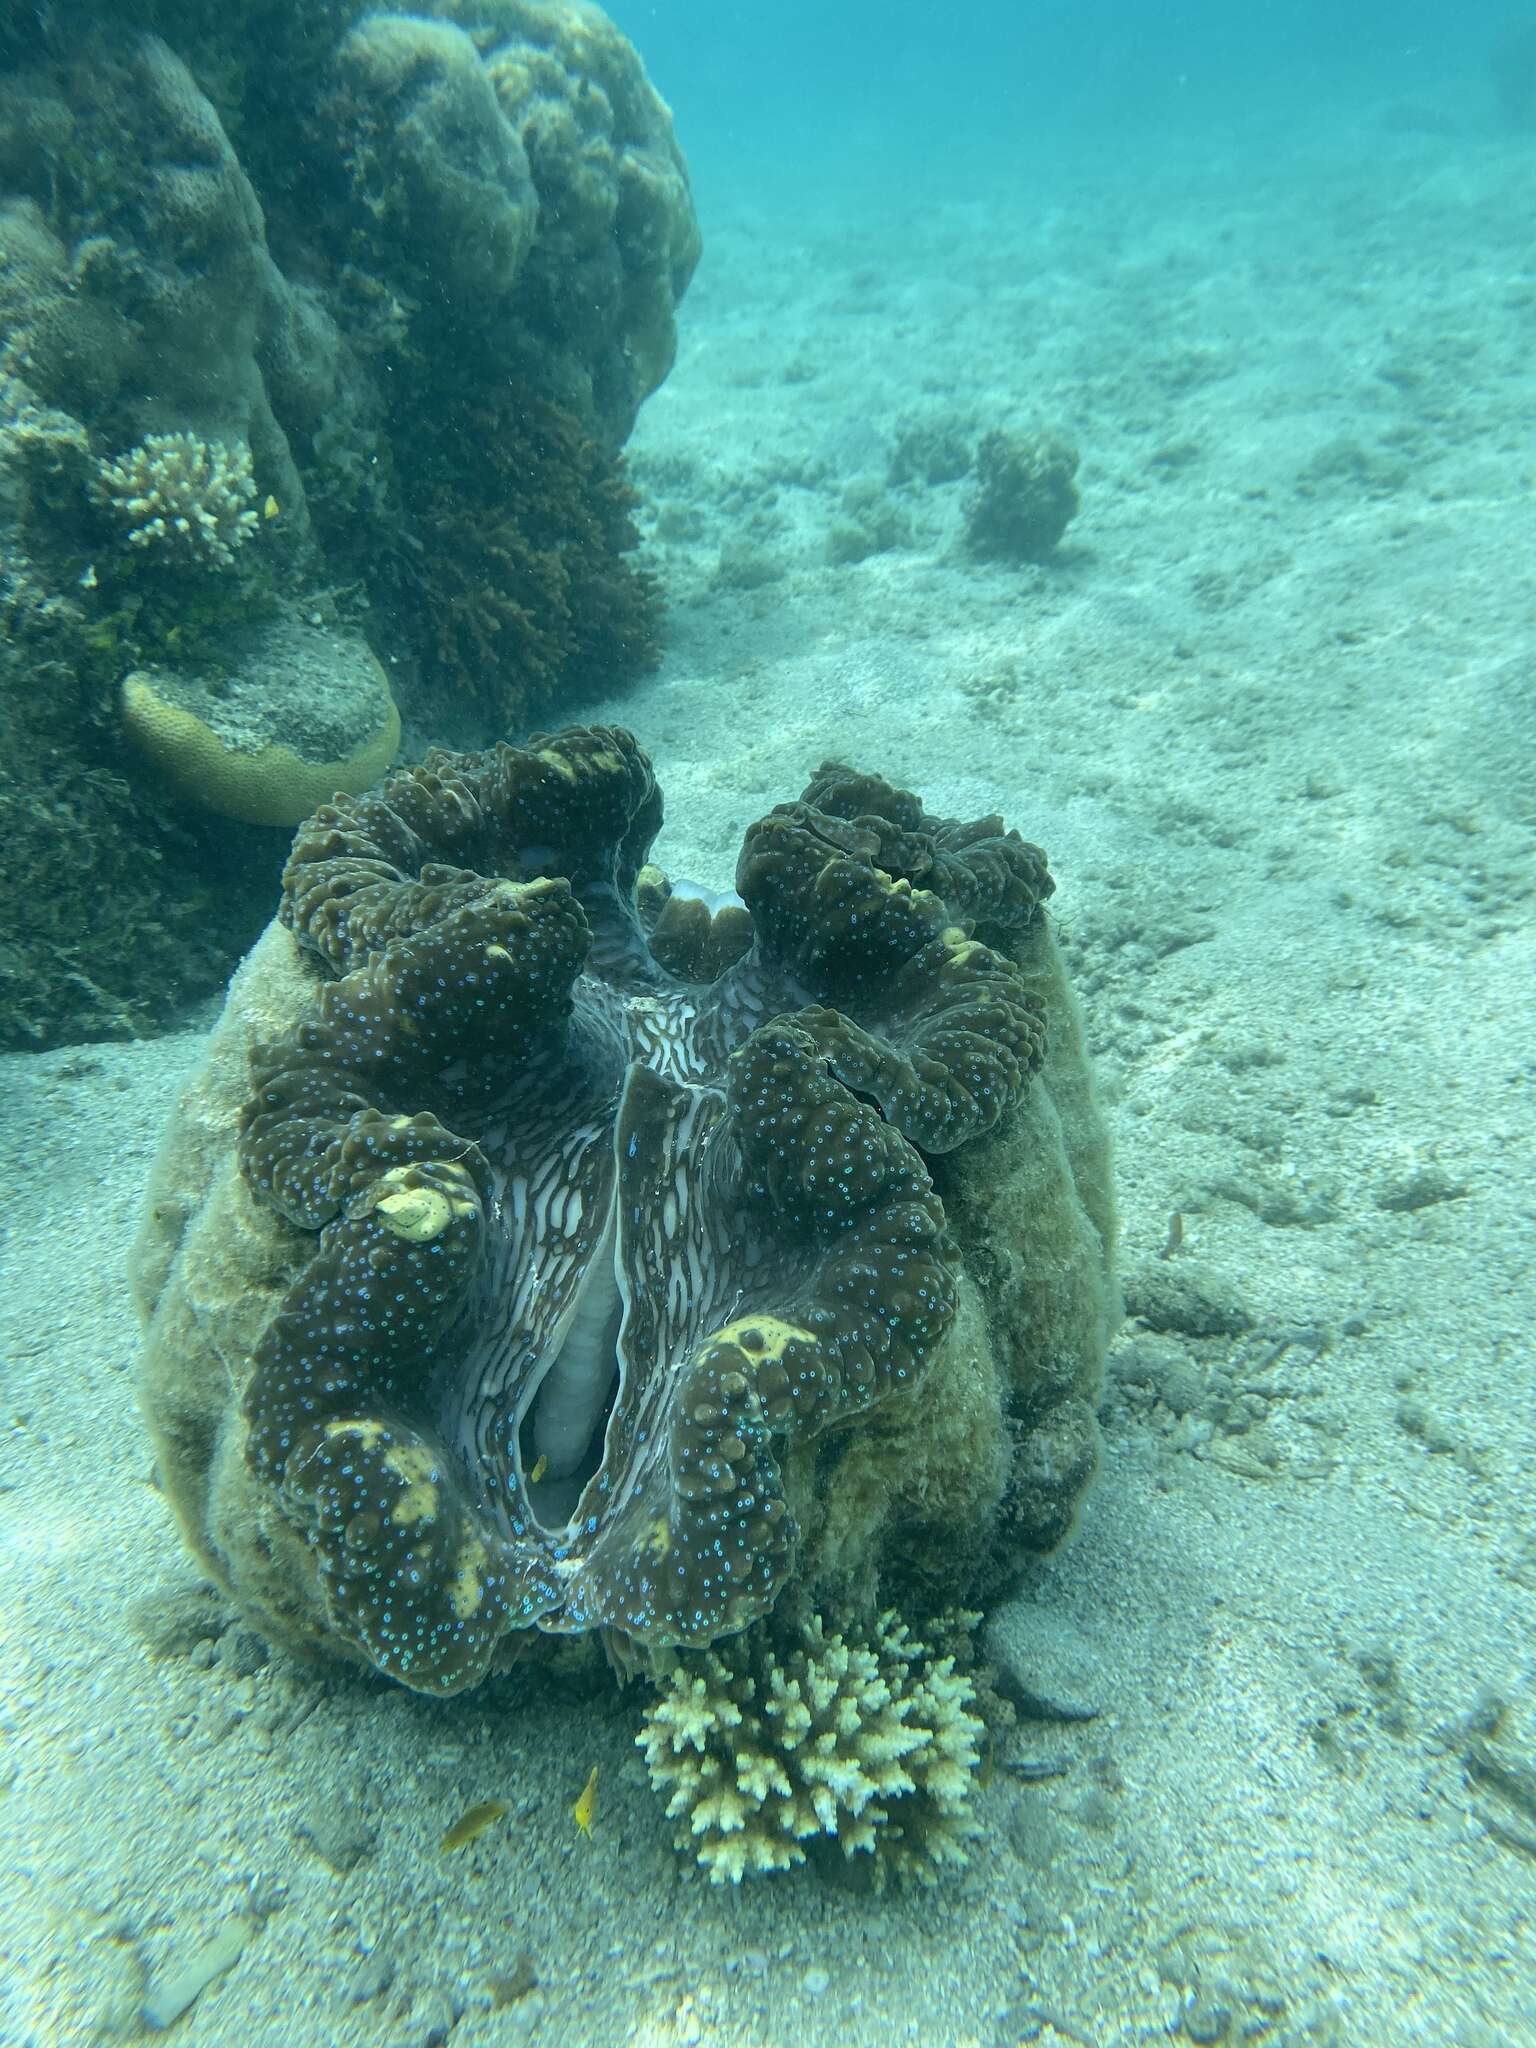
top-left (131, 728), bottom-right (1116, 1697)
top-left (119, 613), bottom-right (402, 828)
top-left (0, 0), bottom-right (696, 1046)
top-left (330, 0), bottom-right (699, 438)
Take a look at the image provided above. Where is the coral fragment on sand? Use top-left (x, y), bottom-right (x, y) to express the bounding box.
top-left (638, 1611), bottom-right (985, 1884)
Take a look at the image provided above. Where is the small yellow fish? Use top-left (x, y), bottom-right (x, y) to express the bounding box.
top-left (263, 494), bottom-right (280, 519)
top-left (440, 1798), bottom-right (509, 1852)
top-left (572, 1765), bottom-right (598, 1838)
top-left (529, 1453), bottom-right (548, 1484)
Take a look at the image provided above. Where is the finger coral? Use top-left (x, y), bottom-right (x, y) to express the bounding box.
top-left (94, 432), bottom-right (259, 569)
top-left (638, 1611), bottom-right (985, 1885)
top-left (131, 727), bottom-right (1115, 1698)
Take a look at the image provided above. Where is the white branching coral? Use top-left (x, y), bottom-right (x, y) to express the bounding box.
top-left (638, 1611), bottom-right (985, 1886)
top-left (95, 431), bottom-right (258, 567)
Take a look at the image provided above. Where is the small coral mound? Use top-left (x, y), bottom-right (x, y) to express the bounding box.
top-left (639, 1611), bottom-right (985, 1885)
top-left (94, 432), bottom-right (259, 569)
top-left (964, 429), bottom-right (1081, 564)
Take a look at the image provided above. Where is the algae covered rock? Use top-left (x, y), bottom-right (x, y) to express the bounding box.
top-left (965, 428), bottom-right (1082, 564)
top-left (130, 727), bottom-right (1116, 1700)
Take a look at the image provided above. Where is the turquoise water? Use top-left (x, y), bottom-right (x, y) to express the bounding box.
top-left (621, 1), bottom-right (1519, 194)
top-left (1, 4), bottom-right (1533, 2043)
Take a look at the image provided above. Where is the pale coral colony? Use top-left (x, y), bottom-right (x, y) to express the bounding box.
top-left (94, 432), bottom-right (259, 569)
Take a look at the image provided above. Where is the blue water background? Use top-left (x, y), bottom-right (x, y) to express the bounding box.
top-left (611, 2), bottom-right (1521, 206)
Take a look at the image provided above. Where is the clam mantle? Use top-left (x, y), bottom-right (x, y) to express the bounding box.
top-left (131, 727), bottom-right (1116, 1694)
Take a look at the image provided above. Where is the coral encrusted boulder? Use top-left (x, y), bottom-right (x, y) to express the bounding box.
top-left (130, 728), bottom-right (1116, 1695)
top-left (0, 0), bottom-right (696, 1046)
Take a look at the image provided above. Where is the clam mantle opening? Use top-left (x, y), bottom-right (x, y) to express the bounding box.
top-left (131, 725), bottom-right (1116, 1699)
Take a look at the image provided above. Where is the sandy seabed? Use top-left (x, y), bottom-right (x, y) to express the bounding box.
top-left (2, 91), bottom-right (1533, 2048)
